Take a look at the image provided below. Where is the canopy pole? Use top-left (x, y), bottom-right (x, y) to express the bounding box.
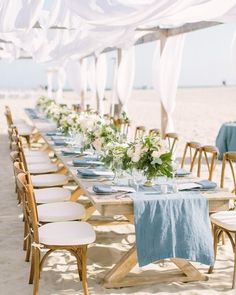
top-left (116, 48), bottom-right (122, 117)
top-left (80, 59), bottom-right (85, 110)
top-left (160, 30), bottom-right (168, 138)
top-left (95, 56), bottom-right (100, 113)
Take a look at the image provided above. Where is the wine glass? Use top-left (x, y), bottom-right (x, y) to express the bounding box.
top-left (132, 169), bottom-right (144, 192)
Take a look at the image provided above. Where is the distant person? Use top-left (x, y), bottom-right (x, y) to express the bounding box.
top-left (222, 80), bottom-right (227, 86)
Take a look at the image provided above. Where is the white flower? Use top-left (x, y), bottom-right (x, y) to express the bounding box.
top-left (127, 148), bottom-right (134, 157)
top-left (152, 150), bottom-right (160, 159)
top-left (132, 154), bottom-right (140, 163)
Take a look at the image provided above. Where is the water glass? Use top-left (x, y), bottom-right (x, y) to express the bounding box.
top-left (132, 169), bottom-right (144, 192)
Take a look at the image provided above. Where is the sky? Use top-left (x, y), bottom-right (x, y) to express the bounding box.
top-left (1, 23), bottom-right (236, 89)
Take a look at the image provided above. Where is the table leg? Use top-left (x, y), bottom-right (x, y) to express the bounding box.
top-left (102, 246), bottom-right (208, 289)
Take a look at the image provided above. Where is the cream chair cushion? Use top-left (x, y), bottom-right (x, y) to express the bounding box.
top-left (25, 154), bottom-right (51, 164)
top-left (34, 187), bottom-right (71, 203)
top-left (24, 150), bottom-right (48, 157)
top-left (37, 202), bottom-right (85, 222)
top-left (31, 174), bottom-right (68, 187)
top-left (28, 163), bottom-right (58, 174)
top-left (211, 211), bottom-right (236, 231)
top-left (39, 221), bottom-right (96, 245)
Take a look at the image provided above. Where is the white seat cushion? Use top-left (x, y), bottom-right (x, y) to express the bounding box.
top-left (25, 155), bottom-right (51, 164)
top-left (34, 187), bottom-right (71, 203)
top-left (211, 211), bottom-right (236, 231)
top-left (17, 124), bottom-right (33, 136)
top-left (24, 150), bottom-right (48, 157)
top-left (31, 174), bottom-right (68, 187)
top-left (39, 221), bottom-right (96, 246)
top-left (37, 202), bottom-right (85, 222)
top-left (28, 163), bottom-right (58, 174)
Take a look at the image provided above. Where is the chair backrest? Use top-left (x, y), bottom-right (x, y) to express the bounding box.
top-left (149, 128), bottom-right (161, 136)
top-left (4, 106), bottom-right (13, 127)
top-left (17, 173), bottom-right (39, 243)
top-left (220, 152), bottom-right (236, 193)
top-left (164, 133), bottom-right (179, 154)
top-left (181, 141), bottom-right (202, 173)
top-left (134, 126), bottom-right (146, 139)
top-left (113, 118), bottom-right (130, 138)
top-left (198, 145), bottom-right (219, 180)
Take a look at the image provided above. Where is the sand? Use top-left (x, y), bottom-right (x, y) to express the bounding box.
top-left (1, 87), bottom-right (236, 295)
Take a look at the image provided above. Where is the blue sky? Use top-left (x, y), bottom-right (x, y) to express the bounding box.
top-left (1, 23), bottom-right (236, 89)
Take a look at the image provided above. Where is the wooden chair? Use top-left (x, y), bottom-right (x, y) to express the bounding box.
top-left (208, 152), bottom-right (236, 288)
top-left (113, 118), bottom-right (130, 138)
top-left (134, 126), bottom-right (146, 139)
top-left (72, 104), bottom-right (81, 113)
top-left (16, 170), bottom-right (85, 263)
top-left (17, 173), bottom-right (95, 295)
top-left (181, 141), bottom-right (202, 173)
top-left (164, 133), bottom-right (179, 154)
top-left (198, 145), bottom-right (219, 180)
top-left (149, 128), bottom-right (161, 136)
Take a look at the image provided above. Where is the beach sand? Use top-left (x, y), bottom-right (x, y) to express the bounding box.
top-left (1, 87), bottom-right (236, 295)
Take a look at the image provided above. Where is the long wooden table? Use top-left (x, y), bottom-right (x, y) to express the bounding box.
top-left (27, 111), bottom-right (236, 289)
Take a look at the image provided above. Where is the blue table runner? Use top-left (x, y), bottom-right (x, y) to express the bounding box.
top-left (130, 191), bottom-right (214, 267)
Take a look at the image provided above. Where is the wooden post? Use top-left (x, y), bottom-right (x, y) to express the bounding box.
top-left (80, 59), bottom-right (85, 110)
top-left (116, 48), bottom-right (122, 117)
top-left (160, 30), bottom-right (168, 138)
top-left (94, 56), bottom-right (100, 113)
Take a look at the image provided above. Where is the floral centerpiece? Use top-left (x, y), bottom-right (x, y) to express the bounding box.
top-left (126, 133), bottom-right (173, 185)
top-left (100, 142), bottom-right (129, 181)
top-left (36, 96), bottom-right (55, 112)
top-left (59, 112), bottom-right (81, 134)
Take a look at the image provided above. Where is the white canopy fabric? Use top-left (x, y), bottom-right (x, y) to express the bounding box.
top-left (116, 47), bottom-right (135, 113)
top-left (95, 53), bottom-right (107, 116)
top-left (153, 34), bottom-right (185, 133)
top-left (56, 67), bottom-right (66, 102)
top-left (1, 1), bottom-right (236, 62)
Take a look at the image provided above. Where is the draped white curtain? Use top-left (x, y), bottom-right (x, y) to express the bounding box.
top-left (65, 59), bottom-right (82, 100)
top-left (81, 58), bottom-right (88, 108)
top-left (47, 70), bottom-right (53, 98)
top-left (96, 53), bottom-right (107, 116)
top-left (87, 57), bottom-right (96, 103)
top-left (152, 34), bottom-right (185, 133)
top-left (56, 67), bottom-right (66, 102)
top-left (116, 47), bottom-right (135, 113)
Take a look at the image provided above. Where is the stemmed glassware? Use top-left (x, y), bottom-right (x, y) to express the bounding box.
top-left (132, 169), bottom-right (144, 192)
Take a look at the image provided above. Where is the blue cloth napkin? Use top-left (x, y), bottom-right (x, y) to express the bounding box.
top-left (129, 191), bottom-right (214, 267)
top-left (61, 149), bottom-right (81, 156)
top-left (77, 168), bottom-right (113, 178)
top-left (73, 159), bottom-right (104, 167)
top-left (93, 185), bottom-right (117, 193)
top-left (175, 168), bottom-right (191, 177)
top-left (53, 139), bottom-right (67, 146)
top-left (195, 180), bottom-right (217, 190)
top-left (46, 131), bottom-right (63, 136)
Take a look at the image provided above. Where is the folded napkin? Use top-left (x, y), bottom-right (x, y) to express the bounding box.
top-left (130, 191), bottom-right (214, 267)
top-left (93, 185), bottom-right (135, 194)
top-left (175, 168), bottom-right (191, 177)
top-left (178, 180), bottom-right (217, 191)
top-left (73, 159), bottom-right (104, 167)
top-left (195, 180), bottom-right (217, 189)
top-left (93, 185), bottom-right (117, 193)
top-left (61, 149), bottom-right (82, 156)
top-left (77, 168), bottom-right (114, 178)
top-left (46, 131), bottom-right (63, 136)
top-left (53, 139), bottom-right (67, 146)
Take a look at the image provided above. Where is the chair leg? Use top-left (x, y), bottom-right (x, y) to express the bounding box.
top-left (23, 221), bottom-right (27, 251)
top-left (208, 224), bottom-right (218, 274)
top-left (75, 249), bottom-right (82, 281)
top-left (33, 248), bottom-right (40, 295)
top-left (29, 249), bottom-right (35, 284)
top-left (81, 246), bottom-right (89, 295)
top-left (232, 233), bottom-right (236, 289)
top-left (25, 235), bottom-right (31, 262)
